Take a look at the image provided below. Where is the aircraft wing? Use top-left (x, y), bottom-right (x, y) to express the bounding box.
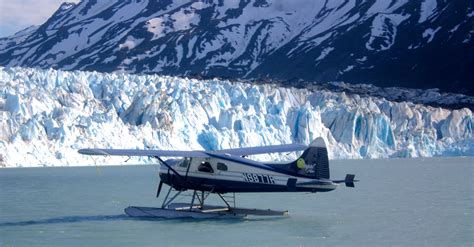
top-left (78, 149), bottom-right (209, 157)
top-left (78, 143), bottom-right (307, 158)
top-left (214, 143), bottom-right (307, 156)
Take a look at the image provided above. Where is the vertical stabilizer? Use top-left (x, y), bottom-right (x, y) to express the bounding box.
top-left (291, 137), bottom-right (330, 179)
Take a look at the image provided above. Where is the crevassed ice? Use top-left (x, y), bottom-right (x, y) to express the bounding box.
top-left (0, 67), bottom-right (472, 167)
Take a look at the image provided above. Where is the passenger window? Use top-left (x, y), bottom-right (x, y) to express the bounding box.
top-left (217, 162), bottom-right (228, 171)
top-left (198, 162), bottom-right (214, 173)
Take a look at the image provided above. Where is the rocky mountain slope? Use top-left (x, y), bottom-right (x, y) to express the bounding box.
top-left (0, 0), bottom-right (473, 95)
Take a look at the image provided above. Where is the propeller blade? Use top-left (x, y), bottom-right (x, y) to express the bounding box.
top-left (156, 181), bottom-right (163, 198)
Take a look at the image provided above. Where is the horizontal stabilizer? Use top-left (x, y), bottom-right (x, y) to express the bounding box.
top-left (333, 174), bottom-right (358, 188)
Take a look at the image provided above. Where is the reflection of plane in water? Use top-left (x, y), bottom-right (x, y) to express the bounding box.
top-left (79, 137), bottom-right (357, 219)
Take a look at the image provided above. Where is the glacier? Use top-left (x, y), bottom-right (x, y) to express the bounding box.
top-left (0, 66), bottom-right (473, 167)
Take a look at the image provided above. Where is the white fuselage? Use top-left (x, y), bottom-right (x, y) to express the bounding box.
top-left (159, 157), bottom-right (338, 193)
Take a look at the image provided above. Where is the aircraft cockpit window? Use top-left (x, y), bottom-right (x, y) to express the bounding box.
top-left (179, 158), bottom-right (190, 168)
top-left (198, 162), bottom-right (214, 173)
top-left (217, 162), bottom-right (228, 171)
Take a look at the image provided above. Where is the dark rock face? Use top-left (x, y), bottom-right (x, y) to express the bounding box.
top-left (1, 0), bottom-right (473, 95)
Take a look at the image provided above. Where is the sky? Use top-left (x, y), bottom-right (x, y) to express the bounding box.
top-left (0, 0), bottom-right (80, 38)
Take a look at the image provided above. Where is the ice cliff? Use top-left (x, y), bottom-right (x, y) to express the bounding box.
top-left (0, 67), bottom-right (473, 167)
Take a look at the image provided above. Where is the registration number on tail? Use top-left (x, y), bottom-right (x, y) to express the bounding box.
top-left (242, 173), bottom-right (276, 184)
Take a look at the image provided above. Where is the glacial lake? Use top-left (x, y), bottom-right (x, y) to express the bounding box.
top-left (1, 157), bottom-right (473, 246)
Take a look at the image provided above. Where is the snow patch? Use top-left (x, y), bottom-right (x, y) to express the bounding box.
top-left (316, 47), bottom-right (334, 61)
top-left (147, 17), bottom-right (166, 40)
top-left (341, 65), bottom-right (354, 73)
top-left (366, 14), bottom-right (409, 51)
top-left (356, 56), bottom-right (367, 63)
top-left (419, 0), bottom-right (437, 23)
top-left (171, 8), bottom-right (200, 31)
top-left (119, 36), bottom-right (143, 50)
top-left (423, 27), bottom-right (441, 43)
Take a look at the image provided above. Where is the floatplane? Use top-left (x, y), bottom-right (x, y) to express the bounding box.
top-left (79, 137), bottom-right (357, 219)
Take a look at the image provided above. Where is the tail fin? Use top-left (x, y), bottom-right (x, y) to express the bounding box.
top-left (291, 137), bottom-right (330, 179)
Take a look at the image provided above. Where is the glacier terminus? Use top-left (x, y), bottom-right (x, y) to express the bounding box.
top-left (0, 67), bottom-right (473, 167)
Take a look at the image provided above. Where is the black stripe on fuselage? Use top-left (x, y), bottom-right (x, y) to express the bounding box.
top-left (159, 173), bottom-right (335, 193)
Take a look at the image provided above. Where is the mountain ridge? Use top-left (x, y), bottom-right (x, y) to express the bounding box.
top-left (1, 0), bottom-right (473, 95)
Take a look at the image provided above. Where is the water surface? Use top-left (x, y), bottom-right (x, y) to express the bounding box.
top-left (1, 157), bottom-right (473, 246)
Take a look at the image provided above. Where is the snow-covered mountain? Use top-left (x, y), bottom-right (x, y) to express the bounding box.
top-left (0, 0), bottom-right (473, 95)
top-left (1, 66), bottom-right (472, 167)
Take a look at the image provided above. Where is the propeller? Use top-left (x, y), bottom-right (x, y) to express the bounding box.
top-left (156, 181), bottom-right (163, 198)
